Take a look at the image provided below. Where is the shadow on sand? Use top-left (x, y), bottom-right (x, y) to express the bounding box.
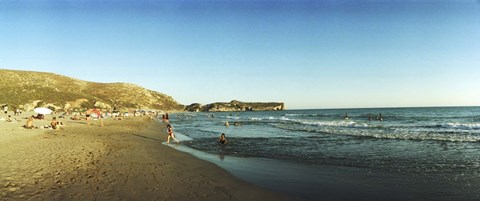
top-left (132, 133), bottom-right (163, 142)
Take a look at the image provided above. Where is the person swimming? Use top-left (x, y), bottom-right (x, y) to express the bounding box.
top-left (218, 133), bottom-right (228, 144)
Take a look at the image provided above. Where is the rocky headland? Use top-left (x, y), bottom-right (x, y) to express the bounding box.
top-left (185, 100), bottom-right (285, 112)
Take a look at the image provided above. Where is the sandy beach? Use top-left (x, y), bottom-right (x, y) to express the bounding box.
top-left (0, 114), bottom-right (295, 201)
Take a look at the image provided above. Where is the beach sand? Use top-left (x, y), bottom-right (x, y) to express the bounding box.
top-left (0, 114), bottom-right (296, 201)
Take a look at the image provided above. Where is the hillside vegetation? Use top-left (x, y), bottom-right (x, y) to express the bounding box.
top-left (0, 69), bottom-right (184, 111)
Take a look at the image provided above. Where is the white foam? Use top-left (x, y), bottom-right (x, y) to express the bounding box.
top-left (173, 132), bottom-right (194, 141)
top-left (325, 128), bottom-right (480, 142)
top-left (227, 116), bottom-right (241, 120)
top-left (443, 123), bottom-right (480, 130)
top-left (293, 119), bottom-right (370, 128)
top-left (249, 116), bottom-right (292, 121)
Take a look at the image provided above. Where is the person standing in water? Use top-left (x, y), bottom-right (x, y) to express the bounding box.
top-left (218, 133), bottom-right (228, 144)
top-left (166, 124), bottom-right (179, 144)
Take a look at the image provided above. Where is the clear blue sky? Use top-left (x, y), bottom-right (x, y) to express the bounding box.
top-left (1, 0), bottom-right (479, 109)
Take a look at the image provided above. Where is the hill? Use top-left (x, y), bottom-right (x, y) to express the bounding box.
top-left (0, 69), bottom-right (184, 112)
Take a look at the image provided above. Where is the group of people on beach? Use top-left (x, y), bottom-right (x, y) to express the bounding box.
top-left (4, 107), bottom-right (230, 145)
top-left (21, 115), bottom-right (64, 129)
top-left (1, 105), bottom-right (8, 114)
top-left (0, 109), bottom-right (46, 129)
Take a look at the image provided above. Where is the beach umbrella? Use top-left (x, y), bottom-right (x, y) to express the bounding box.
top-left (93, 108), bottom-right (101, 115)
top-left (34, 107), bottom-right (53, 115)
top-left (86, 108), bottom-right (101, 117)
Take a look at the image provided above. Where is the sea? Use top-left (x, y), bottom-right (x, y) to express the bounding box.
top-left (168, 107), bottom-right (480, 201)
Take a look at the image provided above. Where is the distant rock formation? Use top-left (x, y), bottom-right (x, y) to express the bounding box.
top-left (185, 103), bottom-right (203, 112)
top-left (0, 69), bottom-right (184, 111)
top-left (185, 100), bottom-right (285, 112)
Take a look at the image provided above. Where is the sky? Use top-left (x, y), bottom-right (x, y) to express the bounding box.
top-left (1, 0), bottom-right (479, 109)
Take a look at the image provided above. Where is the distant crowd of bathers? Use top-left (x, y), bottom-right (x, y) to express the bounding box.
top-left (344, 113), bottom-right (384, 121)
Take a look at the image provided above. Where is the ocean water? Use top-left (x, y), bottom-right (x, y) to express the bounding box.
top-left (170, 107), bottom-right (480, 200)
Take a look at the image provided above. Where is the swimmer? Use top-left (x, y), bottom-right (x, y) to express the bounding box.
top-left (218, 133), bottom-right (228, 144)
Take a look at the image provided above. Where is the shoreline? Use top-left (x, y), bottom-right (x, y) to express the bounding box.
top-left (169, 142), bottom-right (402, 201)
top-left (0, 116), bottom-right (296, 200)
top-left (168, 108), bottom-right (480, 201)
top-left (174, 135), bottom-right (480, 201)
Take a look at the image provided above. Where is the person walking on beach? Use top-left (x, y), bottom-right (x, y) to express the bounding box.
top-left (218, 133), bottom-right (228, 144)
top-left (100, 115), bottom-right (104, 127)
top-left (85, 113), bottom-right (91, 125)
top-left (166, 124), bottom-right (179, 144)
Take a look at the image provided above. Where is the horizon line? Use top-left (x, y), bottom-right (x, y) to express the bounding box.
top-left (286, 105), bottom-right (480, 111)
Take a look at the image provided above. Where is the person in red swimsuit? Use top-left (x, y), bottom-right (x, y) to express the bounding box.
top-left (166, 124), bottom-right (179, 144)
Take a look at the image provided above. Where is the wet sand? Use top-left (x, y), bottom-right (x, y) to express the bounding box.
top-left (0, 115), bottom-right (295, 201)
